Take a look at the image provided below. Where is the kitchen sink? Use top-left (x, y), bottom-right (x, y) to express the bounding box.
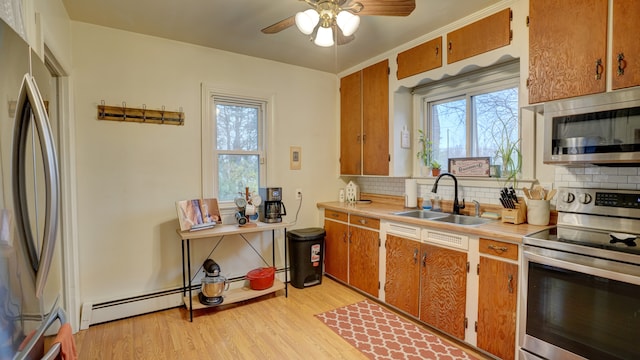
top-left (392, 210), bottom-right (449, 220)
top-left (393, 210), bottom-right (495, 226)
top-left (431, 214), bottom-right (495, 226)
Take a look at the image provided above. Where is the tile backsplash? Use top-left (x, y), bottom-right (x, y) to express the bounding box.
top-left (346, 165), bottom-right (640, 207)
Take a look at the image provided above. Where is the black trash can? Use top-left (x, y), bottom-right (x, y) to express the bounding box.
top-left (287, 228), bottom-right (325, 289)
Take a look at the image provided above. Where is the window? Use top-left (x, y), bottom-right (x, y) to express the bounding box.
top-left (419, 62), bottom-right (520, 173)
top-left (202, 86), bottom-right (269, 205)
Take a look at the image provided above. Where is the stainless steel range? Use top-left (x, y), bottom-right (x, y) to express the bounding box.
top-left (520, 187), bottom-right (640, 360)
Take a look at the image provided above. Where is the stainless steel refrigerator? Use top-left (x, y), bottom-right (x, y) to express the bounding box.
top-left (0, 17), bottom-right (67, 359)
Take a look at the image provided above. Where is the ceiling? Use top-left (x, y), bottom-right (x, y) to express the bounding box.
top-left (61, 0), bottom-right (503, 74)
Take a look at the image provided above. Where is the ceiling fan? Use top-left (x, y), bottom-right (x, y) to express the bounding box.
top-left (261, 0), bottom-right (416, 47)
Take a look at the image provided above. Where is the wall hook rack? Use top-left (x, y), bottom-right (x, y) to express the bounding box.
top-left (97, 100), bottom-right (184, 125)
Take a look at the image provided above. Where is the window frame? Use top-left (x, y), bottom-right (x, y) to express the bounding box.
top-left (201, 84), bottom-right (272, 210)
top-left (413, 61), bottom-right (533, 182)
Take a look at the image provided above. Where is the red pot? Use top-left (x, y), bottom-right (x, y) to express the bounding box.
top-left (246, 267), bottom-right (275, 290)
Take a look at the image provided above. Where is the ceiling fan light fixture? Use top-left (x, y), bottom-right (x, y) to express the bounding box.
top-left (336, 11), bottom-right (360, 37)
top-left (295, 9), bottom-right (320, 35)
top-left (314, 26), bottom-right (334, 47)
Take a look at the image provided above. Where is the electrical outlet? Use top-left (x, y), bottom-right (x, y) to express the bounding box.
top-left (296, 188), bottom-right (302, 199)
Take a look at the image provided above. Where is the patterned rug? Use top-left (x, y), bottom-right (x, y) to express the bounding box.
top-left (315, 300), bottom-right (479, 360)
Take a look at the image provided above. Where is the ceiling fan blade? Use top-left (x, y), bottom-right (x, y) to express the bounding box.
top-left (356, 0), bottom-right (416, 16)
top-left (261, 16), bottom-right (296, 34)
top-left (337, 31), bottom-right (355, 45)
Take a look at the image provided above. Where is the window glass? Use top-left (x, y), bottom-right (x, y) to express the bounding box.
top-left (213, 99), bottom-right (264, 202)
top-left (425, 85), bottom-right (519, 173)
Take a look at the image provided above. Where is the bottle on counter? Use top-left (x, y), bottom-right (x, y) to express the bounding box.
top-left (422, 197), bottom-right (432, 210)
top-left (431, 195), bottom-right (441, 212)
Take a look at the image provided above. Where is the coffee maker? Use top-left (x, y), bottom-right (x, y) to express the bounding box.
top-left (259, 187), bottom-right (286, 223)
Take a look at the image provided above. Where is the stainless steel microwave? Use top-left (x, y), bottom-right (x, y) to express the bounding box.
top-left (544, 88), bottom-right (640, 165)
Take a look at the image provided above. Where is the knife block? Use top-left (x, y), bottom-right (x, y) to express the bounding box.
top-left (501, 198), bottom-right (527, 225)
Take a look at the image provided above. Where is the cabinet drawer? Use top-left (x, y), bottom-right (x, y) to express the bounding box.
top-left (325, 210), bottom-right (348, 222)
top-left (350, 215), bottom-right (380, 230)
top-left (479, 238), bottom-right (518, 261)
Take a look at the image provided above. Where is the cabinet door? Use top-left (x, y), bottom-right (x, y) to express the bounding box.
top-left (349, 226), bottom-right (379, 297)
top-left (612, 0), bottom-right (640, 90)
top-left (396, 37), bottom-right (443, 80)
top-left (528, 0), bottom-right (607, 103)
top-left (340, 71), bottom-right (362, 175)
top-left (477, 256), bottom-right (518, 360)
top-left (362, 60), bottom-right (389, 176)
top-left (384, 235), bottom-right (420, 316)
top-left (323, 219), bottom-right (349, 283)
top-left (419, 244), bottom-right (467, 340)
top-left (446, 8), bottom-right (511, 64)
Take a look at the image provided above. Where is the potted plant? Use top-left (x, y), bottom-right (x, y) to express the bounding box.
top-left (430, 159), bottom-right (441, 177)
top-left (416, 129), bottom-right (434, 176)
top-left (492, 123), bottom-right (522, 187)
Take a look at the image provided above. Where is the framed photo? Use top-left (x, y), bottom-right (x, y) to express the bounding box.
top-left (448, 157), bottom-right (491, 177)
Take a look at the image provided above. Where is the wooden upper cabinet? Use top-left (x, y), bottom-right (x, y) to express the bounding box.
top-left (339, 59), bottom-right (389, 176)
top-left (612, 0), bottom-right (640, 90)
top-left (396, 37), bottom-right (443, 80)
top-left (340, 71), bottom-right (362, 175)
top-left (447, 8), bottom-right (512, 64)
top-left (362, 60), bottom-right (389, 176)
top-left (528, 0), bottom-right (608, 103)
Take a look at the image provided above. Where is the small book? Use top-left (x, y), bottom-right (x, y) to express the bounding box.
top-left (176, 198), bottom-right (221, 231)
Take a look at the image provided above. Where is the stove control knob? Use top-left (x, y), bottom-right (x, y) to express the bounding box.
top-left (562, 192), bottom-right (575, 203)
top-left (578, 193), bottom-right (593, 204)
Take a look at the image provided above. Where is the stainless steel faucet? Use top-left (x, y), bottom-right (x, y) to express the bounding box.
top-left (472, 200), bottom-right (480, 217)
top-left (431, 172), bottom-right (465, 215)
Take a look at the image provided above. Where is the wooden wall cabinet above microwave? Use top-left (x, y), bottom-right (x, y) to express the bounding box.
top-left (446, 8), bottom-right (512, 65)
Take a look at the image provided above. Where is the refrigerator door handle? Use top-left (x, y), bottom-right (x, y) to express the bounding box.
top-left (11, 74), bottom-right (60, 298)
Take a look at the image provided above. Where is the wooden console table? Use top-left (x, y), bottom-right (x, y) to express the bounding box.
top-left (176, 222), bottom-right (288, 321)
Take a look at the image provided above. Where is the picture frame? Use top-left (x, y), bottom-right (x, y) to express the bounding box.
top-left (448, 157), bottom-right (491, 177)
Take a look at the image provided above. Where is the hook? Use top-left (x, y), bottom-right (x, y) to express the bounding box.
top-left (142, 104), bottom-right (147, 122)
top-left (122, 101), bottom-right (127, 121)
top-left (179, 107), bottom-right (184, 124)
top-left (99, 100), bottom-right (106, 118)
top-left (161, 105), bottom-right (165, 124)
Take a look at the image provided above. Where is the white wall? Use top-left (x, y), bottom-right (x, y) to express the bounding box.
top-left (71, 22), bottom-right (344, 306)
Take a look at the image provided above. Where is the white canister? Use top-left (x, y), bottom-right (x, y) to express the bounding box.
top-left (405, 179), bottom-right (418, 208)
top-left (527, 199), bottom-right (550, 225)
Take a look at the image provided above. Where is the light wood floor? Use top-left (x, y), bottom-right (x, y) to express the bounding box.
top-left (73, 277), bottom-right (489, 359)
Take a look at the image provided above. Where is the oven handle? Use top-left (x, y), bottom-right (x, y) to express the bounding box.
top-left (523, 245), bottom-right (640, 286)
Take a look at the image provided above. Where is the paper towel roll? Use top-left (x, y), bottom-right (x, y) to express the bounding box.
top-left (405, 179), bottom-right (417, 207)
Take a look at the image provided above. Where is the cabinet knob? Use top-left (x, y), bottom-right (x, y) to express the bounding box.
top-left (359, 219), bottom-right (367, 225)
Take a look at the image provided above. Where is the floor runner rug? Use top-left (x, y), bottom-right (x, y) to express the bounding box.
top-left (315, 300), bottom-right (479, 360)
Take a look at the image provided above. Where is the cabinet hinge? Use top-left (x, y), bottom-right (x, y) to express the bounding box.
top-left (466, 261), bottom-right (470, 273)
top-left (387, 67), bottom-right (390, 75)
top-left (378, 237), bottom-right (381, 247)
top-left (526, 77), bottom-right (531, 88)
top-left (464, 317), bottom-right (468, 329)
top-left (477, 263), bottom-right (480, 275)
top-left (475, 321), bottom-right (478, 332)
top-left (526, 16), bottom-right (530, 27)
top-left (388, 154), bottom-right (391, 162)
top-left (509, 9), bottom-right (513, 21)
top-left (509, 29), bottom-right (513, 41)
top-left (378, 281), bottom-right (381, 290)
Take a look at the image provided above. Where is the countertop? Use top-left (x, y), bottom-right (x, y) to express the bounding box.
top-left (317, 198), bottom-right (554, 244)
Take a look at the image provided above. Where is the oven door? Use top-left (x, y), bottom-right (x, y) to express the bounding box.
top-left (520, 245), bottom-right (640, 360)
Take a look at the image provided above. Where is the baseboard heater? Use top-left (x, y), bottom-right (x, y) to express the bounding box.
top-left (80, 268), bottom-right (288, 329)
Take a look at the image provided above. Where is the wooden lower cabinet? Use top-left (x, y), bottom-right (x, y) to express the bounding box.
top-left (324, 218), bottom-right (348, 283)
top-left (349, 226), bottom-right (380, 297)
top-left (384, 234), bottom-right (420, 316)
top-left (477, 256), bottom-right (518, 360)
top-left (324, 211), bottom-right (380, 297)
top-left (420, 243), bottom-right (467, 340)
